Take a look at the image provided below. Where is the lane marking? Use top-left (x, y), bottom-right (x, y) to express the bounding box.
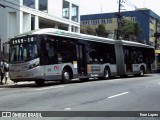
top-left (108, 92), bottom-right (129, 99)
top-left (158, 83), bottom-right (160, 85)
top-left (35, 85), bottom-right (65, 91)
top-left (64, 108), bottom-right (71, 111)
top-left (108, 79), bottom-right (122, 81)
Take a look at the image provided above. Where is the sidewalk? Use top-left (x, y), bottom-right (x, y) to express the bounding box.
top-left (0, 78), bottom-right (34, 86)
top-left (0, 78), bottom-right (13, 85)
top-left (5, 79), bottom-right (14, 85)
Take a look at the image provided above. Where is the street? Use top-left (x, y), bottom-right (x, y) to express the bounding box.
top-left (0, 73), bottom-right (160, 120)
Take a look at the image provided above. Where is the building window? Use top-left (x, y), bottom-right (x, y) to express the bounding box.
top-left (150, 17), bottom-right (155, 24)
top-left (23, 0), bottom-right (35, 9)
top-left (92, 20), bottom-right (94, 24)
top-left (109, 18), bottom-right (112, 24)
top-left (63, 0), bottom-right (69, 19)
top-left (100, 19), bottom-right (112, 24)
top-left (131, 17), bottom-right (137, 23)
top-left (101, 19), bottom-right (106, 24)
top-left (82, 20), bottom-right (89, 26)
top-left (39, 0), bottom-right (48, 12)
top-left (72, 4), bottom-right (79, 22)
top-left (31, 15), bottom-right (35, 30)
top-left (150, 29), bottom-right (154, 37)
top-left (107, 19), bottom-right (112, 24)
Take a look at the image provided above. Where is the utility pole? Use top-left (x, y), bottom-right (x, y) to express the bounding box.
top-left (116, 0), bottom-right (122, 40)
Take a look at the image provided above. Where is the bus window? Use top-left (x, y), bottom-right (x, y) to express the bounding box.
top-left (10, 46), bottom-right (17, 63)
top-left (88, 50), bottom-right (99, 63)
top-left (46, 43), bottom-right (54, 57)
top-left (23, 43), bottom-right (38, 61)
top-left (45, 42), bottom-right (55, 64)
top-left (107, 45), bottom-right (116, 64)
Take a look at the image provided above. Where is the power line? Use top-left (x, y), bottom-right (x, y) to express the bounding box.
top-left (125, 0), bottom-right (138, 9)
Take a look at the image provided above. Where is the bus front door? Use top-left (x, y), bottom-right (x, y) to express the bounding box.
top-left (76, 45), bottom-right (87, 76)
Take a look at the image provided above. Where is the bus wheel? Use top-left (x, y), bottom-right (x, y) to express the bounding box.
top-left (35, 80), bottom-right (45, 86)
top-left (104, 67), bottom-right (110, 79)
top-left (61, 69), bottom-right (71, 84)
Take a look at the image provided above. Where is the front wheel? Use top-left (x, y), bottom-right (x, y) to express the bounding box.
top-left (61, 69), bottom-right (71, 84)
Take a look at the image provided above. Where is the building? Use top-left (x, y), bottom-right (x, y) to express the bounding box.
top-left (81, 9), bottom-right (160, 48)
top-left (0, 0), bottom-right (80, 58)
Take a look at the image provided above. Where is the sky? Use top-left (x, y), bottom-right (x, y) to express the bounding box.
top-left (80, 0), bottom-right (160, 16)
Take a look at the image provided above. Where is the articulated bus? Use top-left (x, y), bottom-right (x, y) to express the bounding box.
top-left (9, 28), bottom-right (155, 85)
top-left (155, 50), bottom-right (160, 71)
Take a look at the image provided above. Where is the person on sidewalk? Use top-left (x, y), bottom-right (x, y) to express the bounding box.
top-left (4, 60), bottom-right (9, 84)
top-left (0, 60), bottom-right (5, 85)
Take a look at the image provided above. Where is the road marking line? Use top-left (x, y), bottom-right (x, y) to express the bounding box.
top-left (158, 83), bottom-right (160, 85)
top-left (108, 92), bottom-right (129, 99)
top-left (35, 85), bottom-right (65, 91)
top-left (115, 79), bottom-right (122, 81)
top-left (64, 108), bottom-right (71, 111)
top-left (110, 79), bottom-right (122, 81)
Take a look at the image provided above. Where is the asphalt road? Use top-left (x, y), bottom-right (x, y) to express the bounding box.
top-left (0, 73), bottom-right (160, 120)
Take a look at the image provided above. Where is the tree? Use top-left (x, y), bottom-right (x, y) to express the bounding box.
top-left (96, 24), bottom-right (107, 37)
top-left (115, 19), bottom-right (143, 41)
top-left (80, 27), bottom-right (86, 34)
top-left (85, 26), bottom-right (96, 35)
top-left (80, 26), bottom-right (96, 35)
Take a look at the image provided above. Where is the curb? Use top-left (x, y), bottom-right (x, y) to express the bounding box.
top-left (0, 79), bottom-right (35, 86)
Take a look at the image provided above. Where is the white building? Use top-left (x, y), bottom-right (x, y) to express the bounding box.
top-left (0, 0), bottom-right (80, 54)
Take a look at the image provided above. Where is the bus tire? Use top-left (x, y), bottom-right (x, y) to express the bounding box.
top-left (104, 67), bottom-right (110, 79)
top-left (35, 80), bottom-right (45, 86)
top-left (61, 68), bottom-right (71, 84)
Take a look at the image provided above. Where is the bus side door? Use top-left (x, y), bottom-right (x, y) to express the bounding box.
top-left (76, 44), bottom-right (87, 76)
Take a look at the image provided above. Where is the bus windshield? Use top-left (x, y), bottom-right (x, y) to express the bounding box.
top-left (10, 42), bottom-right (38, 64)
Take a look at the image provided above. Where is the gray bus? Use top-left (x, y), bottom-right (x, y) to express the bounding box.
top-left (9, 28), bottom-right (155, 85)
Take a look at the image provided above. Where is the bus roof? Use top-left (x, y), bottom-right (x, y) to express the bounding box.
top-left (122, 40), bottom-right (153, 48)
top-left (13, 28), bottom-right (153, 48)
top-left (13, 28), bottom-right (115, 44)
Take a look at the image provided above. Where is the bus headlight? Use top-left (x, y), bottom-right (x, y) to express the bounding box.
top-left (29, 61), bottom-right (40, 70)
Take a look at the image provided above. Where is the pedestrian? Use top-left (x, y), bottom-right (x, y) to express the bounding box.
top-left (4, 60), bottom-right (9, 84)
top-left (0, 59), bottom-right (5, 85)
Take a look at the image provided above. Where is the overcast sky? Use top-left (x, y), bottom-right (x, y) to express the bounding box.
top-left (80, 0), bottom-right (160, 16)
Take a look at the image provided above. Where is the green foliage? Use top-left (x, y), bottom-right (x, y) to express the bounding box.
top-left (85, 26), bottom-right (96, 35)
top-left (81, 25), bottom-right (108, 37)
top-left (80, 26), bottom-right (96, 35)
top-left (96, 24), bottom-right (107, 37)
top-left (80, 27), bottom-right (86, 34)
top-left (116, 19), bottom-right (143, 41)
